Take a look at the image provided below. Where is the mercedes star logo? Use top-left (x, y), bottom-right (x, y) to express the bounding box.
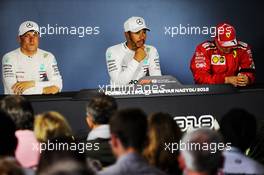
top-left (26, 23), bottom-right (34, 28)
top-left (136, 19), bottom-right (143, 25)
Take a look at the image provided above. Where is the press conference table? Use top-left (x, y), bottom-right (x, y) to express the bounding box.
top-left (1, 84), bottom-right (264, 135)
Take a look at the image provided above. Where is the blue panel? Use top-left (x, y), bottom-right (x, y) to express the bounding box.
top-left (0, 0), bottom-right (262, 93)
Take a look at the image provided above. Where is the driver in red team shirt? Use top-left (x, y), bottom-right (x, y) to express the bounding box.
top-left (190, 23), bottom-right (255, 87)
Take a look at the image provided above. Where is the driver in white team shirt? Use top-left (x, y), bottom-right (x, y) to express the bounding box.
top-left (2, 21), bottom-right (62, 95)
top-left (106, 16), bottom-right (161, 85)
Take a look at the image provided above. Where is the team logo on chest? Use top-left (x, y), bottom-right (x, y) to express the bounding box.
top-left (211, 55), bottom-right (226, 65)
top-left (39, 64), bottom-right (48, 81)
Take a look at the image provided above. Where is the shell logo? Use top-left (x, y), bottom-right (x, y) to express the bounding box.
top-left (212, 56), bottom-right (219, 63)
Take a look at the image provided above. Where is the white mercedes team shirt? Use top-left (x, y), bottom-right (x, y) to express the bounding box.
top-left (106, 42), bottom-right (161, 85)
top-left (2, 48), bottom-right (63, 95)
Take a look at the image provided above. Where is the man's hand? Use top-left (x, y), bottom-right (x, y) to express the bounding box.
top-left (237, 74), bottom-right (249, 86)
top-left (225, 76), bottom-right (238, 87)
top-left (134, 46), bottom-right (146, 62)
top-left (43, 86), bottom-right (60, 94)
top-left (225, 75), bottom-right (249, 87)
top-left (12, 81), bottom-right (35, 95)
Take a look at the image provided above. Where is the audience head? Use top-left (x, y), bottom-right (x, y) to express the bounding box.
top-left (34, 111), bottom-right (73, 142)
top-left (86, 94), bottom-right (117, 129)
top-left (38, 160), bottom-right (94, 175)
top-left (0, 110), bottom-right (17, 156)
top-left (248, 120), bottom-right (264, 165)
top-left (220, 108), bottom-right (256, 152)
top-left (0, 157), bottom-right (24, 175)
top-left (109, 108), bottom-right (148, 157)
top-left (0, 95), bottom-right (34, 130)
top-left (37, 137), bottom-right (94, 175)
top-left (143, 112), bottom-right (182, 174)
top-left (180, 128), bottom-right (224, 175)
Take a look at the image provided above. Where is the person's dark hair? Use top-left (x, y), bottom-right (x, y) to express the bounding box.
top-left (0, 95), bottom-right (34, 130)
top-left (86, 94), bottom-right (117, 124)
top-left (143, 112), bottom-right (182, 175)
top-left (37, 137), bottom-right (94, 175)
top-left (248, 120), bottom-right (264, 165)
top-left (38, 160), bottom-right (94, 175)
top-left (220, 108), bottom-right (256, 152)
top-left (0, 157), bottom-right (24, 175)
top-left (37, 136), bottom-right (87, 174)
top-left (110, 108), bottom-right (147, 152)
top-left (0, 110), bottom-right (18, 156)
top-left (36, 136), bottom-right (98, 175)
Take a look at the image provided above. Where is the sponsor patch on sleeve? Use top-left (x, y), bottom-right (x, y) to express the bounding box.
top-left (195, 52), bottom-right (206, 68)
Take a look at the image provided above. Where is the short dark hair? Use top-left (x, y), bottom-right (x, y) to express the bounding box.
top-left (110, 108), bottom-right (147, 152)
top-left (220, 108), bottom-right (256, 152)
top-left (37, 137), bottom-right (94, 175)
top-left (86, 94), bottom-right (117, 124)
top-left (0, 157), bottom-right (24, 175)
top-left (38, 160), bottom-right (94, 175)
top-left (37, 136), bottom-right (87, 173)
top-left (0, 95), bottom-right (34, 130)
top-left (0, 110), bottom-right (17, 156)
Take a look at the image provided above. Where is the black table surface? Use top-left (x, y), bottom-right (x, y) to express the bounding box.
top-left (1, 84), bottom-right (264, 136)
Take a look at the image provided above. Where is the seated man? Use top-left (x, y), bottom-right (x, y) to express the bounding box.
top-left (220, 108), bottom-right (264, 174)
top-left (2, 21), bottom-right (62, 95)
top-left (106, 16), bottom-right (161, 85)
top-left (98, 108), bottom-right (166, 175)
top-left (85, 94), bottom-right (117, 166)
top-left (190, 23), bottom-right (255, 86)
